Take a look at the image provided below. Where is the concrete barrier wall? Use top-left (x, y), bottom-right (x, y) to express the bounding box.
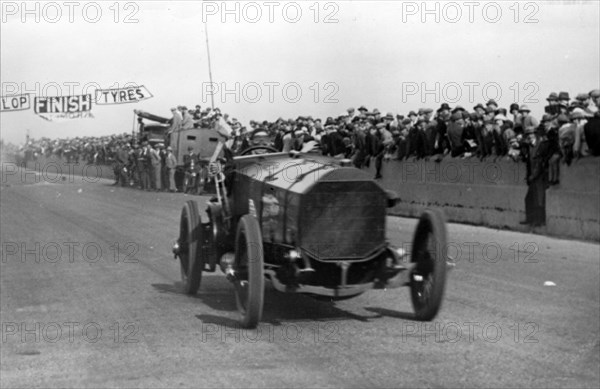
top-left (546, 158), bottom-right (600, 241)
top-left (369, 156), bottom-right (599, 242)
top-left (19, 155), bottom-right (116, 182)
top-left (8, 153), bottom-right (599, 242)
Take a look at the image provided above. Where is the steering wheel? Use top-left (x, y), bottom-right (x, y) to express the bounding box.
top-left (239, 145), bottom-right (279, 156)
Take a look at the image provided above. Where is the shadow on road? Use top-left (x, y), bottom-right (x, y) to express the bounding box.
top-left (154, 278), bottom-right (415, 327)
top-left (363, 307), bottom-right (416, 320)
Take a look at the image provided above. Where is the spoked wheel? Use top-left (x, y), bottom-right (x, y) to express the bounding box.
top-left (233, 215), bottom-right (264, 328)
top-left (178, 200), bottom-right (204, 295)
top-left (239, 145), bottom-right (278, 156)
top-left (410, 209), bottom-right (448, 321)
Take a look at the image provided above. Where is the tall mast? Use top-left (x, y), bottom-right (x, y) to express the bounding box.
top-left (205, 22), bottom-right (215, 110)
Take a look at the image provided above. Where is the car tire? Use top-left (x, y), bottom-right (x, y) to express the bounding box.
top-left (410, 209), bottom-right (448, 321)
top-left (234, 214), bottom-right (265, 328)
top-left (179, 200), bottom-right (204, 295)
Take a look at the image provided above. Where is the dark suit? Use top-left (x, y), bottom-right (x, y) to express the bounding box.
top-left (584, 115), bottom-right (600, 156)
top-left (138, 147), bottom-right (152, 190)
top-left (524, 136), bottom-right (550, 226)
top-left (183, 152), bottom-right (198, 193)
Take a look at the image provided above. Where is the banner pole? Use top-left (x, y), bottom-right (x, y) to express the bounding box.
top-left (132, 111), bottom-right (137, 141)
top-left (205, 22), bottom-right (215, 110)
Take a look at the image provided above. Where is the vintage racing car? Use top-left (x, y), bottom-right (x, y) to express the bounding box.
top-left (172, 145), bottom-right (452, 328)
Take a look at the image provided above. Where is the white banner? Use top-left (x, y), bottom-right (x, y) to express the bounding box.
top-left (34, 94), bottom-right (94, 121)
top-left (94, 85), bottom-right (153, 105)
top-left (1, 93), bottom-right (31, 112)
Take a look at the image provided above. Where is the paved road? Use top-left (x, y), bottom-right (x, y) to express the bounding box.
top-left (1, 162), bottom-right (599, 388)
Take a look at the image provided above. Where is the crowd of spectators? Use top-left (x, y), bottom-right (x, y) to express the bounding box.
top-left (14, 88), bottom-right (600, 189)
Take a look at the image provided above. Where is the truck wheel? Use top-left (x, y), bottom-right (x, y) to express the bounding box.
top-left (178, 200), bottom-right (204, 295)
top-left (233, 215), bottom-right (264, 328)
top-left (410, 209), bottom-right (448, 321)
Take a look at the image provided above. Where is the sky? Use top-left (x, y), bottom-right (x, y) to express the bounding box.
top-left (1, 0), bottom-right (599, 144)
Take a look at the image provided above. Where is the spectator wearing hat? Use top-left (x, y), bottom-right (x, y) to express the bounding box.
top-left (556, 113), bottom-right (575, 165)
top-left (183, 146), bottom-right (198, 193)
top-left (168, 107), bottom-right (182, 136)
top-left (166, 146), bottom-right (178, 192)
top-left (486, 99), bottom-right (499, 112)
top-left (544, 93), bottom-right (561, 116)
top-left (519, 105), bottom-right (539, 134)
top-left (347, 107), bottom-right (357, 122)
top-left (181, 107), bottom-right (195, 130)
top-left (351, 124), bottom-right (369, 168)
top-left (367, 124), bottom-right (386, 179)
top-left (461, 113), bottom-right (479, 157)
top-left (447, 112), bottom-right (465, 157)
top-left (112, 143), bottom-right (128, 186)
top-left (491, 114), bottom-right (509, 157)
top-left (150, 143), bottom-right (162, 191)
top-left (542, 115), bottom-right (562, 185)
top-left (407, 118), bottom-right (427, 159)
top-left (509, 103), bottom-right (524, 135)
top-left (395, 118), bottom-right (412, 160)
top-left (433, 105), bottom-right (451, 156)
top-left (138, 142), bottom-right (152, 190)
top-left (408, 111), bottom-right (418, 125)
top-left (557, 92), bottom-right (570, 114)
top-left (584, 89), bottom-right (600, 156)
top-left (478, 117), bottom-right (495, 159)
top-left (127, 143), bottom-right (139, 186)
top-left (571, 110), bottom-right (590, 159)
top-left (522, 124), bottom-right (550, 227)
top-left (589, 89), bottom-right (600, 112)
top-left (473, 104), bottom-right (486, 116)
top-left (159, 143), bottom-right (169, 191)
top-left (281, 124), bottom-right (294, 153)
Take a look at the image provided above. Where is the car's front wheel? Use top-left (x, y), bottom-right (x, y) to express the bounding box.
top-left (410, 209), bottom-right (448, 321)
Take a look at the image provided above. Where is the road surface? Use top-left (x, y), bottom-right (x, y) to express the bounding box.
top-left (1, 161), bottom-right (599, 388)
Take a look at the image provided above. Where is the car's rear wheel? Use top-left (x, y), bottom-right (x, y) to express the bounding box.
top-left (410, 209), bottom-right (448, 321)
top-left (233, 215), bottom-right (264, 328)
top-left (178, 200), bottom-right (204, 295)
